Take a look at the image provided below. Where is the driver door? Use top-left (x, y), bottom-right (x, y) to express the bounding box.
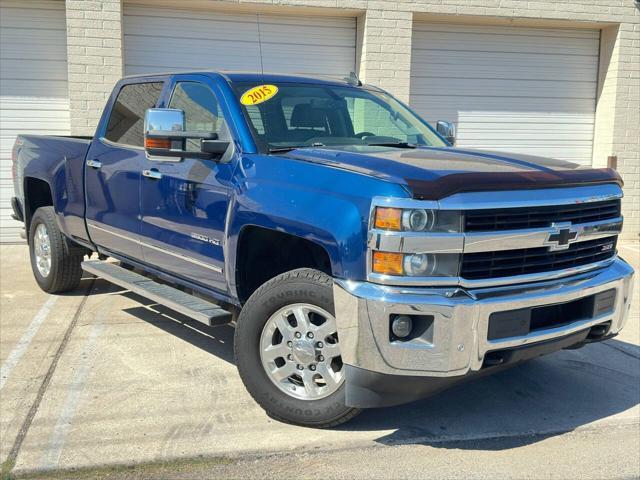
top-left (139, 76), bottom-right (235, 293)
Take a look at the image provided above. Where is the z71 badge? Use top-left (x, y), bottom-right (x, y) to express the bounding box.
top-left (601, 243), bottom-right (614, 252)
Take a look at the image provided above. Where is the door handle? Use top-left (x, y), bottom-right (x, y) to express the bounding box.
top-left (142, 168), bottom-right (162, 180)
top-left (86, 159), bottom-right (102, 169)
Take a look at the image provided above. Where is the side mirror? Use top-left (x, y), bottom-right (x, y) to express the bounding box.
top-left (436, 120), bottom-right (456, 145)
top-left (144, 108), bottom-right (230, 160)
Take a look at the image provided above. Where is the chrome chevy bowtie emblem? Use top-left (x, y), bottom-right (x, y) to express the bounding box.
top-left (545, 222), bottom-right (579, 251)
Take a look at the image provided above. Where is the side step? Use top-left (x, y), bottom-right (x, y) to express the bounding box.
top-left (82, 260), bottom-right (232, 326)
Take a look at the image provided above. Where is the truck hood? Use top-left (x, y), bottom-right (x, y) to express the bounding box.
top-left (284, 145), bottom-right (622, 200)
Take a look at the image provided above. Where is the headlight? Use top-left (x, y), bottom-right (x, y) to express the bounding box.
top-left (375, 207), bottom-right (461, 233)
top-left (372, 251), bottom-right (460, 277)
top-left (402, 209), bottom-right (433, 231)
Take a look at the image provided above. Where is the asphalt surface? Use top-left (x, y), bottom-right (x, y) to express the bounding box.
top-left (1, 243), bottom-right (638, 479)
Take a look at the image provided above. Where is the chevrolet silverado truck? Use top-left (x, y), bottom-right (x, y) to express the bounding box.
top-left (11, 72), bottom-right (635, 427)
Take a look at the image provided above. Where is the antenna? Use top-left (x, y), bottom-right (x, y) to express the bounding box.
top-left (343, 71), bottom-right (362, 86)
top-left (256, 13), bottom-right (265, 76)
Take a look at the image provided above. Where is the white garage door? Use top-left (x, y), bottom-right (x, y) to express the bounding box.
top-left (410, 23), bottom-right (600, 164)
top-left (124, 5), bottom-right (356, 77)
top-left (0, 0), bottom-right (70, 243)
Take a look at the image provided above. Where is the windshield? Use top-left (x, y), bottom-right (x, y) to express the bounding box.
top-left (231, 82), bottom-right (447, 152)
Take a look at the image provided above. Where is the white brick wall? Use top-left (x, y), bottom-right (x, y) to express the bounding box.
top-left (65, 0), bottom-right (123, 134)
top-left (65, 0), bottom-right (639, 239)
top-left (593, 22), bottom-right (640, 241)
top-left (357, 9), bottom-right (413, 103)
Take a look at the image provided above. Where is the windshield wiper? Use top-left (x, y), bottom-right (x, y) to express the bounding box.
top-left (269, 141), bottom-right (416, 153)
top-left (269, 143), bottom-right (325, 154)
top-left (366, 142), bottom-right (417, 149)
top-left (268, 145), bottom-right (309, 153)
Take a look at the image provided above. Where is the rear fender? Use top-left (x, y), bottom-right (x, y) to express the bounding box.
top-left (19, 136), bottom-right (90, 242)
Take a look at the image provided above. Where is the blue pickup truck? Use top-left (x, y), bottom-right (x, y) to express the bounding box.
top-left (12, 71), bottom-right (634, 427)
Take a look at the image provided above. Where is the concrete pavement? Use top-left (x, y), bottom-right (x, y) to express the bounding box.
top-left (1, 243), bottom-right (638, 478)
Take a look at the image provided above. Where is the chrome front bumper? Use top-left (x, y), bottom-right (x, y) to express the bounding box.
top-left (334, 257), bottom-right (635, 378)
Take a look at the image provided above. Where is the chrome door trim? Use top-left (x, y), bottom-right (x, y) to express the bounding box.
top-left (87, 222), bottom-right (223, 274)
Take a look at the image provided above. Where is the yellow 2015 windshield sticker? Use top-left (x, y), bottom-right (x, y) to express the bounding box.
top-left (240, 84), bottom-right (278, 106)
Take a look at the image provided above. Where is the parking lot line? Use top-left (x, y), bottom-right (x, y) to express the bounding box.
top-left (0, 295), bottom-right (57, 392)
top-left (3, 279), bottom-right (94, 473)
top-left (40, 296), bottom-right (112, 470)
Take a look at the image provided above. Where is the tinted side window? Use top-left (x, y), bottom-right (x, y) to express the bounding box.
top-left (169, 82), bottom-right (230, 151)
top-left (104, 82), bottom-right (163, 147)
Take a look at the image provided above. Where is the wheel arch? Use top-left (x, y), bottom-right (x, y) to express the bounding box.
top-left (233, 225), bottom-right (333, 304)
top-left (23, 176), bottom-right (53, 237)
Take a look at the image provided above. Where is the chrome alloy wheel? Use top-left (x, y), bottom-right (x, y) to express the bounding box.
top-left (33, 223), bottom-right (52, 277)
top-left (260, 303), bottom-right (344, 400)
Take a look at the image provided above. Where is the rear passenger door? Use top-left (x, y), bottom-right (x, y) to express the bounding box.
top-left (85, 79), bottom-right (165, 261)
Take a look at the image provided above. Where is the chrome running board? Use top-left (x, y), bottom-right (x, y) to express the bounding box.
top-left (82, 260), bottom-right (231, 326)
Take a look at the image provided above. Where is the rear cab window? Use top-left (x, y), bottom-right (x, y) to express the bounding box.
top-left (104, 81), bottom-right (164, 147)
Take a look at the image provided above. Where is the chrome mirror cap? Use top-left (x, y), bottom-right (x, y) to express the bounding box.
top-left (436, 120), bottom-right (456, 145)
top-left (144, 108), bottom-right (185, 134)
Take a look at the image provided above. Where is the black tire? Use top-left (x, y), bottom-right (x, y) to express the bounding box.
top-left (234, 268), bottom-right (361, 428)
top-left (29, 206), bottom-right (84, 293)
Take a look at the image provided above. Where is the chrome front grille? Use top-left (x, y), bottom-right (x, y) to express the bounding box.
top-left (461, 236), bottom-right (617, 280)
top-left (367, 185), bottom-right (623, 288)
top-left (464, 199), bottom-right (621, 232)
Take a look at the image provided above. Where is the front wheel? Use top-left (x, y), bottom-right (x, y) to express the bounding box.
top-left (234, 268), bottom-right (360, 427)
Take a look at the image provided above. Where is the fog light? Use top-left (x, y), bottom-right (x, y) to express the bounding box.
top-left (391, 315), bottom-right (413, 338)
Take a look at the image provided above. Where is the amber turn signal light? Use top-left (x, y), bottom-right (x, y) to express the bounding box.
top-left (372, 251), bottom-right (404, 275)
top-left (374, 207), bottom-right (401, 230)
top-left (145, 138), bottom-right (171, 149)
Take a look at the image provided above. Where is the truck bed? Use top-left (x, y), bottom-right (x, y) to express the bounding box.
top-left (15, 135), bottom-right (93, 168)
top-left (13, 134), bottom-right (93, 244)
top-left (16, 134), bottom-right (92, 148)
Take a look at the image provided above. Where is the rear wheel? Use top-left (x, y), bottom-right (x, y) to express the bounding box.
top-left (29, 207), bottom-right (84, 293)
top-left (234, 268), bottom-right (360, 427)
